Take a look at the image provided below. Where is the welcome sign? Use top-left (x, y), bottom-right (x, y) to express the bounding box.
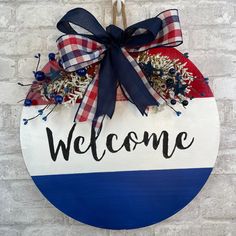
top-left (20, 48), bottom-right (220, 228)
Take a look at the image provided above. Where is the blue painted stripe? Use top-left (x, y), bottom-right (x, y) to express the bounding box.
top-left (32, 168), bottom-right (212, 229)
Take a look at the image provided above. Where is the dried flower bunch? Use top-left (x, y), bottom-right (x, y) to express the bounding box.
top-left (137, 52), bottom-right (197, 110)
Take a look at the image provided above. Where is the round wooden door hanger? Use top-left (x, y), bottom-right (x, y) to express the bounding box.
top-left (20, 47), bottom-right (220, 229)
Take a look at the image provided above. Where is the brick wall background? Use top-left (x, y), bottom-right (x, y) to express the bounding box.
top-left (0, 0), bottom-right (236, 235)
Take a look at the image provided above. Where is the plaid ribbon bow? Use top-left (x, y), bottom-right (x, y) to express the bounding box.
top-left (57, 8), bottom-right (183, 133)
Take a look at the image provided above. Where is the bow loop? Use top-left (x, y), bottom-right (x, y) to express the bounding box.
top-left (127, 9), bottom-right (183, 52)
top-left (124, 17), bottom-right (162, 48)
top-left (57, 35), bottom-right (107, 71)
top-left (57, 8), bottom-right (109, 43)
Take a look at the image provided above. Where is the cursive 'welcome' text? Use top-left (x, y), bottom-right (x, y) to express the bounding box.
top-left (46, 124), bottom-right (194, 162)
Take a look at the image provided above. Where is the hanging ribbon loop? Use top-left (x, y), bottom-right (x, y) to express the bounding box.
top-left (57, 8), bottom-right (183, 132)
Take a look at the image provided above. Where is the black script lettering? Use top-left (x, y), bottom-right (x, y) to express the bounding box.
top-left (142, 131), bottom-right (194, 159)
top-left (46, 123), bottom-right (195, 162)
top-left (143, 131), bottom-right (162, 149)
top-left (123, 132), bottom-right (143, 151)
top-left (74, 136), bottom-right (90, 154)
top-left (106, 133), bottom-right (123, 153)
top-left (46, 123), bottom-right (76, 161)
top-left (90, 127), bottom-right (106, 161)
top-left (176, 132), bottom-right (194, 149)
top-left (143, 131), bottom-right (173, 158)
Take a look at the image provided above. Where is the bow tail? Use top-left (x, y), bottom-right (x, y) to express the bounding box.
top-left (94, 51), bottom-right (117, 119)
top-left (117, 48), bottom-right (160, 114)
top-left (74, 51), bottom-right (117, 135)
top-left (121, 48), bottom-right (161, 102)
top-left (74, 68), bottom-right (105, 134)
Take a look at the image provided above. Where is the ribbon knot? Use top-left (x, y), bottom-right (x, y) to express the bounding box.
top-left (106, 25), bottom-right (125, 47)
top-left (57, 8), bottom-right (183, 133)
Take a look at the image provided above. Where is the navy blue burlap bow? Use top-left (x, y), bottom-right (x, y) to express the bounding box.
top-left (57, 8), bottom-right (183, 132)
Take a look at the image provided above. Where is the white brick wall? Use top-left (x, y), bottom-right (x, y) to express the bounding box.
top-left (0, 0), bottom-right (236, 235)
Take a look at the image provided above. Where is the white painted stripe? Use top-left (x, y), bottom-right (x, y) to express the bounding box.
top-left (21, 98), bottom-right (219, 176)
